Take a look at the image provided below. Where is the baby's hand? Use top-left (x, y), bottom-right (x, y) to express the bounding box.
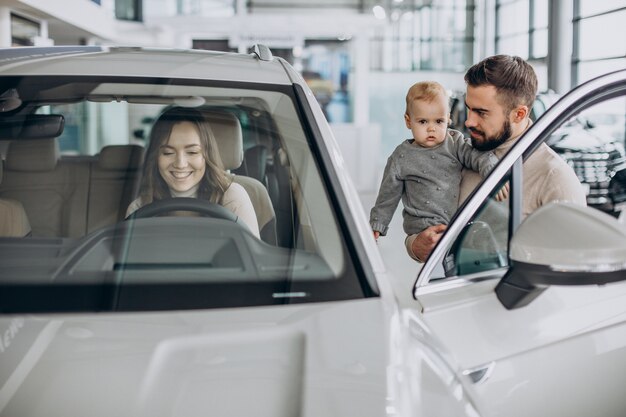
top-left (373, 230), bottom-right (380, 241)
top-left (495, 182), bottom-right (510, 201)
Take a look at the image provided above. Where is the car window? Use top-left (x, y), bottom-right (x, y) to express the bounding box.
top-left (547, 96), bottom-right (626, 214)
top-left (435, 174), bottom-right (512, 279)
top-left (0, 76), bottom-right (376, 312)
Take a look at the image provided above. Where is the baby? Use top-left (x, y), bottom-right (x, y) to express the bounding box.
top-left (370, 81), bottom-right (503, 260)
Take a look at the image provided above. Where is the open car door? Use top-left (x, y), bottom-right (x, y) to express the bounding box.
top-left (412, 69), bottom-right (626, 417)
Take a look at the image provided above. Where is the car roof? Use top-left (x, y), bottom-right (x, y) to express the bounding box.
top-left (0, 46), bottom-right (294, 85)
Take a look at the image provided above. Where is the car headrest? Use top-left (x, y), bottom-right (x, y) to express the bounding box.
top-left (98, 144), bottom-right (145, 171)
top-left (6, 138), bottom-right (60, 172)
top-left (206, 111), bottom-right (243, 171)
top-left (241, 145), bottom-right (268, 183)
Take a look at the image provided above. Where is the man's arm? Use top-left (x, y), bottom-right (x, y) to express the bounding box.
top-left (409, 224), bottom-right (447, 262)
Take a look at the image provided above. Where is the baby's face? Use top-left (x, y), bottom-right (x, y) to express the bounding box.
top-left (404, 95), bottom-right (449, 148)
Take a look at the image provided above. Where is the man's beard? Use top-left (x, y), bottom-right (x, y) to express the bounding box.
top-left (469, 119), bottom-right (511, 151)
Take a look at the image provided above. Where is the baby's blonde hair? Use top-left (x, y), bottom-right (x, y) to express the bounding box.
top-left (405, 81), bottom-right (449, 115)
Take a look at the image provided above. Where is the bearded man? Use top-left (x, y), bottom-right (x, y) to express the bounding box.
top-left (408, 54), bottom-right (586, 262)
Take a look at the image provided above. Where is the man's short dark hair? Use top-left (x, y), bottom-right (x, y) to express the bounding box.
top-left (464, 55), bottom-right (538, 113)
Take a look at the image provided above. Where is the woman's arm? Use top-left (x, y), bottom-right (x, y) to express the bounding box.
top-left (125, 197), bottom-right (143, 218)
top-left (222, 182), bottom-right (261, 238)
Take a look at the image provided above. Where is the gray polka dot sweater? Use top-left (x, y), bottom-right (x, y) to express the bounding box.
top-left (370, 129), bottom-right (498, 236)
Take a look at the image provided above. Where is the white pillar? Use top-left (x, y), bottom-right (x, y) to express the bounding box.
top-left (33, 19), bottom-right (54, 46)
top-left (475, 0), bottom-right (497, 61)
top-left (548, 0), bottom-right (573, 93)
top-left (39, 18), bottom-right (48, 38)
top-left (352, 34), bottom-right (370, 126)
top-left (0, 7), bottom-right (12, 47)
top-left (382, 25), bottom-right (393, 72)
top-left (235, 0), bottom-right (247, 53)
top-left (236, 0), bottom-right (247, 16)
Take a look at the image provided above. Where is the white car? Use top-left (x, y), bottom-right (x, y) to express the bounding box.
top-left (0, 46), bottom-right (624, 417)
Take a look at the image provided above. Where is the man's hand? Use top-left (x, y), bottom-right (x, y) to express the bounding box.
top-left (495, 182), bottom-right (510, 202)
top-left (411, 224), bottom-right (447, 261)
top-left (373, 230), bottom-right (380, 241)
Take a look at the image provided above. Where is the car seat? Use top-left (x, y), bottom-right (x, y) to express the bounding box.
top-left (205, 110), bottom-right (278, 245)
top-left (230, 114), bottom-right (294, 248)
top-left (0, 158), bottom-right (31, 237)
top-left (0, 136), bottom-right (92, 237)
top-left (87, 144), bottom-right (145, 232)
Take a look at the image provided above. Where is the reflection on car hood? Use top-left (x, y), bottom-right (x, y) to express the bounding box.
top-left (0, 300), bottom-right (389, 417)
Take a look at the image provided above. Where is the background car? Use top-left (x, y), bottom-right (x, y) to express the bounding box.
top-left (450, 89), bottom-right (626, 216)
top-left (1, 46), bottom-right (625, 417)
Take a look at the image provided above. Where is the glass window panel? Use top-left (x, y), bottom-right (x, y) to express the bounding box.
top-left (10, 14), bottom-right (40, 40)
top-left (439, 6), bottom-right (455, 34)
top-left (115, 0), bottom-right (142, 21)
top-left (433, 174), bottom-right (512, 279)
top-left (142, 0), bottom-right (176, 17)
top-left (420, 42), bottom-right (433, 70)
top-left (397, 17), bottom-right (414, 71)
top-left (0, 76), bottom-right (373, 309)
top-left (143, 0), bottom-right (234, 18)
top-left (531, 28), bottom-right (548, 58)
top-left (498, 0), bottom-right (530, 37)
top-left (578, 10), bottom-right (626, 61)
top-left (579, 0), bottom-right (626, 18)
top-left (370, 36), bottom-right (383, 71)
top-left (420, 7), bottom-right (432, 39)
top-left (577, 58), bottom-right (626, 85)
top-left (368, 2), bottom-right (473, 72)
top-left (437, 0), bottom-right (470, 5)
top-left (532, 0), bottom-right (548, 28)
top-left (497, 35), bottom-right (529, 59)
top-left (454, 6), bottom-right (467, 32)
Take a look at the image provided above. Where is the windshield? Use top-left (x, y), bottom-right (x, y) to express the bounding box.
top-left (0, 76), bottom-right (374, 312)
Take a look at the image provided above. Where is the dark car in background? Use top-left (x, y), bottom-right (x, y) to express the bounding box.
top-left (450, 90), bottom-right (626, 215)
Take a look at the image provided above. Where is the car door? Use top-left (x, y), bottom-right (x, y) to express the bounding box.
top-left (411, 69), bottom-right (626, 417)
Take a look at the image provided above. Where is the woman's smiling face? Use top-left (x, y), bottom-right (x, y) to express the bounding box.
top-left (158, 121), bottom-right (207, 193)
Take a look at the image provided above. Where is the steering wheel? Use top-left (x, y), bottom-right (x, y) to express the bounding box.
top-left (126, 197), bottom-right (240, 223)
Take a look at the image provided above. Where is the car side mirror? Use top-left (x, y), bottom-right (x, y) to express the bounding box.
top-left (495, 202), bottom-right (626, 309)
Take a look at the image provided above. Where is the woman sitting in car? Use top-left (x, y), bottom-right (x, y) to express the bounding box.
top-left (126, 107), bottom-right (260, 238)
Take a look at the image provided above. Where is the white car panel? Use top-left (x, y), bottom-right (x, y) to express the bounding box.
top-left (0, 299), bottom-right (479, 417)
top-left (0, 46), bottom-right (293, 85)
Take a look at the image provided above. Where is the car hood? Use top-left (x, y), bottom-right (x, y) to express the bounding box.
top-left (0, 299), bottom-right (391, 417)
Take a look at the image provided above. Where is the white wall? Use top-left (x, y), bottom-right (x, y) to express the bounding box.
top-left (330, 123), bottom-right (382, 193)
top-left (18, 0), bottom-right (115, 40)
top-left (0, 7), bottom-right (11, 47)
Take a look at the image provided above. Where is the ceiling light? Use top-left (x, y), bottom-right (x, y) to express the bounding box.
top-left (373, 5), bottom-right (386, 20)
